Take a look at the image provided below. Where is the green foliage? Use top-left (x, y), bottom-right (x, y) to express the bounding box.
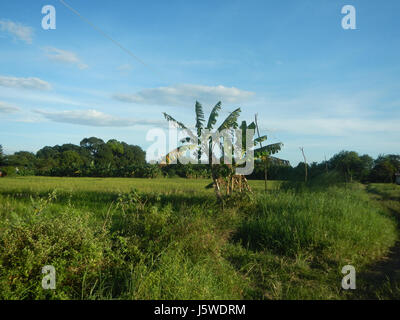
top-left (217, 108), bottom-right (241, 132)
top-left (206, 102), bottom-right (222, 130)
top-left (370, 154), bottom-right (400, 183)
top-left (235, 185), bottom-right (396, 260)
top-left (329, 151), bottom-right (373, 182)
top-left (0, 144), bottom-right (3, 165)
top-left (4, 151), bottom-right (36, 169)
top-left (22, 138), bottom-right (146, 177)
top-left (0, 195), bottom-right (109, 299)
top-left (195, 101), bottom-right (205, 138)
top-left (163, 102), bottom-right (243, 163)
top-left (254, 143), bottom-right (283, 159)
top-left (0, 177), bottom-right (398, 299)
top-left (247, 151), bottom-right (399, 185)
top-left (0, 166), bottom-right (17, 176)
top-left (240, 119), bottom-right (283, 167)
top-left (107, 139), bottom-right (124, 155)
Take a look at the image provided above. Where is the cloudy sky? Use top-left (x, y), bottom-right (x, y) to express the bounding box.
top-left (0, 0), bottom-right (399, 165)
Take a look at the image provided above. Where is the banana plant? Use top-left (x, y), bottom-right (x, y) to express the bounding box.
top-left (163, 101), bottom-right (241, 200)
top-left (239, 120), bottom-right (283, 161)
top-left (243, 116), bottom-right (283, 191)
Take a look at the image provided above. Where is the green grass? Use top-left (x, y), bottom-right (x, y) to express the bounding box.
top-left (0, 176), bottom-right (281, 195)
top-left (0, 177), bottom-right (398, 299)
top-left (351, 183), bottom-right (400, 299)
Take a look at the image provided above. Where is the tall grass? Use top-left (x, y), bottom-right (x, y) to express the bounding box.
top-left (235, 185), bottom-right (396, 263)
top-left (0, 177), bottom-right (398, 299)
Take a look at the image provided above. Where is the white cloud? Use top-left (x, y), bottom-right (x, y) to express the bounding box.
top-left (113, 84), bottom-right (255, 106)
top-left (259, 117), bottom-right (400, 136)
top-left (45, 47), bottom-right (88, 70)
top-left (259, 91), bottom-right (379, 118)
top-left (34, 109), bottom-right (163, 127)
top-left (0, 101), bottom-right (20, 113)
top-left (0, 19), bottom-right (33, 44)
top-left (249, 89), bottom-right (400, 138)
top-left (0, 75), bottom-right (52, 90)
top-left (0, 86), bottom-right (92, 108)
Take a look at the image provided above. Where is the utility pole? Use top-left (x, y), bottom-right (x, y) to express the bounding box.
top-left (299, 147), bottom-right (308, 183)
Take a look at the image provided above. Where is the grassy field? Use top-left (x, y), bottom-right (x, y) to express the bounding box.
top-left (353, 183), bottom-right (400, 299)
top-left (0, 176), bottom-right (278, 195)
top-left (0, 176), bottom-right (399, 299)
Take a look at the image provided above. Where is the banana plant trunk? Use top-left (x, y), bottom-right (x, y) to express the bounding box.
top-left (209, 144), bottom-right (223, 202)
top-left (211, 165), bottom-right (222, 199)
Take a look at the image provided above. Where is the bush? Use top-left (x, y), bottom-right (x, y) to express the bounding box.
top-left (0, 195), bottom-right (110, 299)
top-left (0, 166), bottom-right (17, 176)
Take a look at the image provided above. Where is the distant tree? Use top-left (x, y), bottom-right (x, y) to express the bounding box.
top-left (107, 139), bottom-right (124, 156)
top-left (59, 143), bottom-right (82, 153)
top-left (359, 154), bottom-right (374, 181)
top-left (0, 144), bottom-right (3, 166)
top-left (293, 162), bottom-right (309, 181)
top-left (60, 150), bottom-right (84, 175)
top-left (370, 160), bottom-right (395, 183)
top-left (119, 143), bottom-right (146, 167)
top-left (329, 151), bottom-right (365, 182)
top-left (37, 146), bottom-right (59, 160)
top-left (370, 154), bottom-right (400, 183)
top-left (80, 137), bottom-right (105, 157)
top-left (36, 146), bottom-right (61, 173)
top-left (33, 138), bottom-right (146, 177)
top-left (95, 143), bottom-right (114, 167)
top-left (309, 161), bottom-right (322, 180)
top-left (385, 154), bottom-right (400, 172)
top-left (5, 151), bottom-right (37, 169)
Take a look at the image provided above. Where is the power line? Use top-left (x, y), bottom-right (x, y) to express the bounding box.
top-left (58, 0), bottom-right (156, 74)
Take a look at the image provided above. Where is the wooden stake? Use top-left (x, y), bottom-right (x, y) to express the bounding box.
top-left (300, 147), bottom-right (308, 183)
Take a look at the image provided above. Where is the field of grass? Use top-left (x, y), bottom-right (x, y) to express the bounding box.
top-left (0, 176), bottom-right (399, 300)
top-left (0, 176), bottom-right (280, 194)
top-left (353, 183), bottom-right (400, 299)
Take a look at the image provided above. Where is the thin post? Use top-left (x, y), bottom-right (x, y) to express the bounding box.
top-left (299, 147), bottom-right (308, 183)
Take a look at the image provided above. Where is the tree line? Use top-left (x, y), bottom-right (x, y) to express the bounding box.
top-left (249, 151), bottom-right (400, 184)
top-left (0, 137), bottom-right (147, 177)
top-left (0, 141), bottom-right (399, 183)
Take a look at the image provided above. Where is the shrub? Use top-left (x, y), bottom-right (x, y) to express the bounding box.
top-left (0, 166), bottom-right (17, 176)
top-left (0, 196), bottom-right (110, 299)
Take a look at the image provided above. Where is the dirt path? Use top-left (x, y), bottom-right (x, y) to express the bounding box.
top-left (351, 185), bottom-right (400, 299)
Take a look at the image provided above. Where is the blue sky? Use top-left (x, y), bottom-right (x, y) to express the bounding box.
top-left (0, 0), bottom-right (399, 165)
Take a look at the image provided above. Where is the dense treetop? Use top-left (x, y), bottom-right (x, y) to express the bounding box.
top-left (0, 140), bottom-right (399, 183)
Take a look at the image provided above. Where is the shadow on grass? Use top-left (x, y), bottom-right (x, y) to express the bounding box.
top-left (350, 186), bottom-right (400, 299)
